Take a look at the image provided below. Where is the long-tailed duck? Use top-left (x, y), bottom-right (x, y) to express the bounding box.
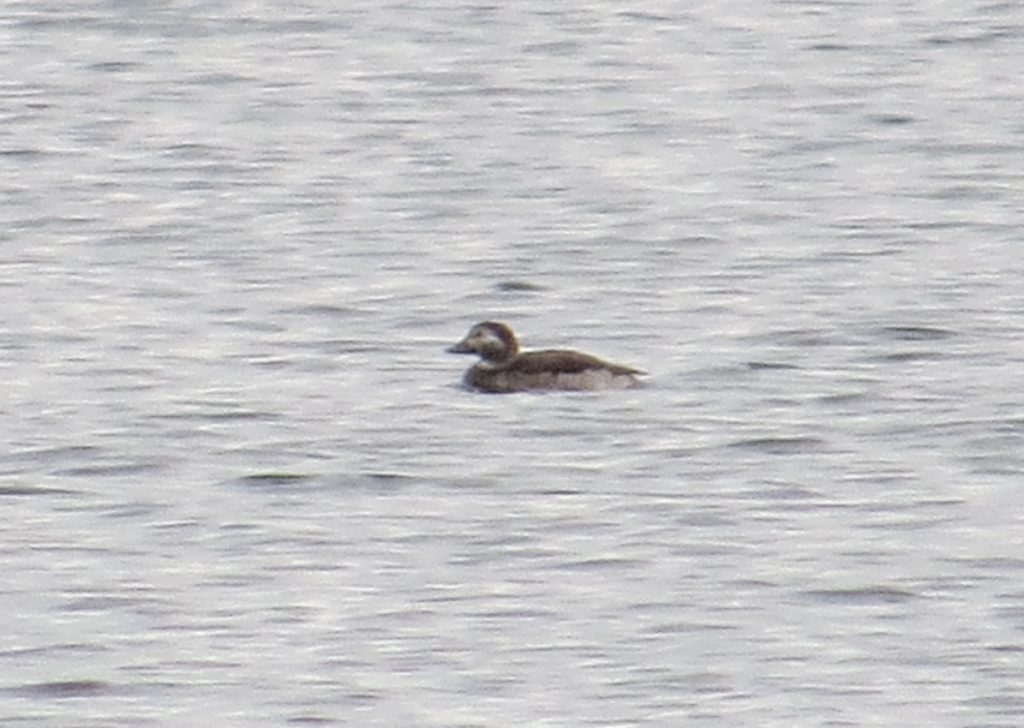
top-left (447, 321), bottom-right (645, 393)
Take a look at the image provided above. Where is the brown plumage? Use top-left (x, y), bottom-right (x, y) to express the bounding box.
top-left (447, 321), bottom-right (644, 393)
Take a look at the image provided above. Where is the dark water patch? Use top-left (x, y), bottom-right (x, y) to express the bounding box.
top-left (992, 418), bottom-right (1024, 433)
top-left (740, 485), bottom-right (823, 501)
top-left (824, 232), bottom-right (908, 250)
top-left (156, 407), bottom-right (281, 423)
top-left (817, 391), bottom-right (870, 405)
top-left (962, 432), bottom-right (1024, 456)
top-left (237, 472), bottom-right (315, 489)
top-left (675, 511), bottom-right (738, 528)
top-left (248, 356), bottom-right (299, 369)
top-left (908, 141), bottom-right (1019, 157)
top-left (305, 471), bottom-right (420, 494)
top-left (161, 142), bottom-right (224, 158)
top-left (474, 607), bottom-right (556, 620)
top-left (238, 16), bottom-right (350, 34)
top-left (745, 361), bottom-right (800, 371)
top-left (911, 497), bottom-right (965, 509)
top-left (0, 485), bottom-right (79, 497)
top-left (901, 219), bottom-right (974, 232)
top-left (925, 30), bottom-right (1015, 46)
top-left (94, 381), bottom-right (161, 394)
top-left (990, 643), bottom-right (1024, 654)
top-left (152, 519), bottom-right (206, 534)
top-left (188, 72), bottom-right (251, 87)
top-left (642, 621), bottom-right (735, 635)
top-left (88, 367), bottom-right (161, 392)
top-left (495, 280), bottom-right (548, 292)
top-left (0, 148), bottom-right (46, 158)
top-left (617, 10), bottom-right (674, 22)
top-left (523, 40), bottom-right (581, 56)
top-left (287, 715), bottom-right (343, 725)
top-left (15, 679), bottom-right (111, 698)
top-left (534, 487), bottom-right (584, 496)
top-left (962, 692), bottom-right (1024, 714)
top-left (279, 303), bottom-right (366, 317)
top-left (744, 327), bottom-right (839, 348)
top-left (358, 70), bottom-right (487, 95)
top-left (86, 61), bottom-right (140, 73)
top-left (321, 339), bottom-right (390, 354)
top-left (858, 515), bottom-right (958, 531)
top-left (63, 595), bottom-right (155, 612)
top-left (364, 471), bottom-right (416, 483)
top-left (465, 532), bottom-right (536, 549)
top-left (869, 114), bottom-right (915, 126)
top-left (553, 556), bottom-right (647, 572)
top-left (803, 586), bottom-right (916, 605)
top-left (437, 475), bottom-right (500, 492)
top-left (0, 643), bottom-right (96, 659)
top-left (806, 43), bottom-right (862, 52)
top-left (728, 437), bottom-right (826, 455)
top-left (9, 214), bottom-right (96, 230)
top-left (56, 461), bottom-right (164, 478)
top-left (950, 556), bottom-right (1024, 572)
top-left (672, 234), bottom-right (726, 246)
top-left (101, 502), bottom-right (170, 520)
top-left (868, 350), bottom-right (948, 363)
top-left (927, 185), bottom-right (1005, 201)
top-left (455, 546), bottom-right (561, 567)
top-left (87, 365), bottom-right (157, 378)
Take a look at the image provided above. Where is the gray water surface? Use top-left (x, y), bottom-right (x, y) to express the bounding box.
top-left (2, 2), bottom-right (1024, 726)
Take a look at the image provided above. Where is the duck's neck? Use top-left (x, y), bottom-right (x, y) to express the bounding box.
top-left (478, 341), bottom-right (517, 365)
top-left (478, 351), bottom-right (514, 368)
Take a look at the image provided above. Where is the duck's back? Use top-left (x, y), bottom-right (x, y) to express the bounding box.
top-left (509, 350), bottom-right (643, 376)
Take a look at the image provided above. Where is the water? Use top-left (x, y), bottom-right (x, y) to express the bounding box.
top-left (3, 1), bottom-right (1024, 726)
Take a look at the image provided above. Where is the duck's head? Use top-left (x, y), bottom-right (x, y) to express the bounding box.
top-left (447, 321), bottom-right (519, 364)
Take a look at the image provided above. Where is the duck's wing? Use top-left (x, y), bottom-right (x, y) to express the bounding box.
top-left (510, 350), bottom-right (644, 376)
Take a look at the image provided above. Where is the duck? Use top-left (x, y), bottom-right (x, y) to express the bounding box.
top-left (447, 321), bottom-right (645, 393)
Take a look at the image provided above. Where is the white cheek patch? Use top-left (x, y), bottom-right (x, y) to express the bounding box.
top-left (473, 328), bottom-right (503, 348)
